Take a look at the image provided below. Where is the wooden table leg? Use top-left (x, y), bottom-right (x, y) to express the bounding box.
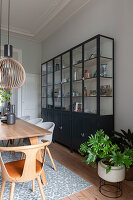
top-left (29, 137), bottom-right (47, 186)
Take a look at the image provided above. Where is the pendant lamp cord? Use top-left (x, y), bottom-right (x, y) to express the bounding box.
top-left (0, 0), bottom-right (2, 58)
top-left (8, 0), bottom-right (10, 45)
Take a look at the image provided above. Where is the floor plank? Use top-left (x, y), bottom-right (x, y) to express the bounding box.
top-left (49, 142), bottom-right (133, 200)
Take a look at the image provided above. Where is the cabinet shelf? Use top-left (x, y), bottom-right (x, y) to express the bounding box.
top-left (73, 79), bottom-right (82, 83)
top-left (54, 83), bottom-right (61, 86)
top-left (62, 66), bottom-right (70, 70)
top-left (73, 56), bottom-right (113, 69)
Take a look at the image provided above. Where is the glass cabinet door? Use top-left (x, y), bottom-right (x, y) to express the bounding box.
top-left (54, 56), bottom-right (61, 109)
top-left (47, 60), bottom-right (53, 109)
top-left (62, 52), bottom-right (70, 111)
top-left (72, 46), bottom-right (82, 112)
top-left (41, 63), bottom-right (47, 108)
top-left (84, 39), bottom-right (97, 114)
top-left (100, 36), bottom-right (113, 115)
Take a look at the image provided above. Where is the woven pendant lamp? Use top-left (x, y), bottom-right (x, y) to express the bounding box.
top-left (0, 0), bottom-right (26, 90)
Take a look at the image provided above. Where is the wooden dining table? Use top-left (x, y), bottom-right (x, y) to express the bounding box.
top-left (0, 119), bottom-right (52, 186)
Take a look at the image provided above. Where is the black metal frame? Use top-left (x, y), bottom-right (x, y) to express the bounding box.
top-left (99, 178), bottom-right (122, 198)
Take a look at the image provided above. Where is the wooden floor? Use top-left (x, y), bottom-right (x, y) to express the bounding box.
top-left (49, 142), bottom-right (133, 200)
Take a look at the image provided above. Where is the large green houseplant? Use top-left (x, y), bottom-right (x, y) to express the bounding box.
top-left (111, 129), bottom-right (133, 180)
top-left (79, 130), bottom-right (133, 182)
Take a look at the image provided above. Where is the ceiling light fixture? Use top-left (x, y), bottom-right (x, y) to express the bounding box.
top-left (0, 0), bottom-right (26, 90)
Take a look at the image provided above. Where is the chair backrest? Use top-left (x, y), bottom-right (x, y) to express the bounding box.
top-left (0, 141), bottom-right (49, 182)
top-left (37, 122), bottom-right (55, 144)
top-left (20, 116), bottom-right (30, 121)
top-left (27, 118), bottom-right (43, 125)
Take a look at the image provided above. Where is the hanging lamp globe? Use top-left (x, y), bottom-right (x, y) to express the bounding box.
top-left (0, 57), bottom-right (26, 90)
top-left (0, 44), bottom-right (26, 90)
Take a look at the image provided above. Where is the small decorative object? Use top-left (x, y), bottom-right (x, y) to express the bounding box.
top-left (79, 130), bottom-right (133, 198)
top-left (76, 91), bottom-right (80, 97)
top-left (93, 71), bottom-right (97, 78)
top-left (7, 112), bottom-right (15, 125)
top-left (75, 103), bottom-right (82, 112)
top-left (89, 53), bottom-right (96, 60)
top-left (87, 72), bottom-right (92, 78)
top-left (77, 59), bottom-right (82, 64)
top-left (89, 90), bottom-right (97, 96)
top-left (100, 85), bottom-right (112, 96)
top-left (84, 69), bottom-right (88, 79)
top-left (84, 87), bottom-right (87, 96)
top-left (101, 64), bottom-right (107, 77)
top-left (74, 69), bottom-right (77, 81)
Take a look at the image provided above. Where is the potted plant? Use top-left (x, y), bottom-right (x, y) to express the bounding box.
top-left (79, 130), bottom-right (133, 183)
top-left (0, 88), bottom-right (11, 104)
top-left (0, 88), bottom-right (12, 124)
top-left (111, 129), bottom-right (133, 181)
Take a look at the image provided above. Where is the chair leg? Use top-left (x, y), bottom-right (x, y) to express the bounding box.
top-left (37, 176), bottom-right (46, 200)
top-left (9, 182), bottom-right (15, 200)
top-left (32, 180), bottom-right (35, 192)
top-left (46, 147), bottom-right (56, 171)
top-left (0, 179), bottom-right (6, 200)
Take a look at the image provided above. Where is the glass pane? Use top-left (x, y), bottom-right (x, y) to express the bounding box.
top-left (47, 61), bottom-right (53, 85)
top-left (47, 86), bottom-right (53, 97)
top-left (54, 57), bottom-right (61, 84)
top-left (42, 87), bottom-right (46, 97)
top-left (62, 98), bottom-right (70, 111)
top-left (84, 97), bottom-right (97, 114)
top-left (47, 97), bottom-right (53, 109)
top-left (72, 46), bottom-right (82, 81)
top-left (54, 84), bottom-right (61, 109)
top-left (100, 37), bottom-right (113, 115)
top-left (42, 63), bottom-right (46, 75)
top-left (84, 39), bottom-right (97, 113)
top-left (42, 75), bottom-right (46, 87)
top-left (84, 39), bottom-right (97, 61)
top-left (62, 52), bottom-right (70, 111)
top-left (54, 56), bottom-right (61, 109)
top-left (72, 46), bottom-right (82, 112)
top-left (100, 37), bottom-right (113, 58)
top-left (42, 98), bottom-right (46, 108)
top-left (72, 81), bottom-right (82, 112)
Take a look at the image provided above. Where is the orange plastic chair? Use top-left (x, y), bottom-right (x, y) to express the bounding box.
top-left (0, 140), bottom-right (49, 200)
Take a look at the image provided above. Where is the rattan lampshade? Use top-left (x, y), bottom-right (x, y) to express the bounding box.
top-left (0, 57), bottom-right (26, 90)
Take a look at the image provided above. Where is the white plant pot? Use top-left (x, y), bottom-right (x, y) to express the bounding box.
top-left (98, 159), bottom-right (125, 182)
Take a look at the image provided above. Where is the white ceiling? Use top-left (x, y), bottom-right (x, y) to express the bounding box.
top-left (1, 0), bottom-right (91, 42)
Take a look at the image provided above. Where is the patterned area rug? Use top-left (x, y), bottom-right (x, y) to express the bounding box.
top-left (0, 143), bottom-right (92, 200)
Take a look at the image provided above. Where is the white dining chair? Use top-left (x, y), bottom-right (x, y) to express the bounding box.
top-left (37, 122), bottom-right (56, 171)
top-left (27, 118), bottom-right (43, 125)
top-left (20, 116), bottom-right (30, 121)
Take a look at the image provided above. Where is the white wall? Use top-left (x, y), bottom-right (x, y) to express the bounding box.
top-left (42, 0), bottom-right (133, 131)
top-left (1, 34), bottom-right (42, 74)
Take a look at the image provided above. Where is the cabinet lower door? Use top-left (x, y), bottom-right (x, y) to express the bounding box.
top-left (72, 114), bottom-right (98, 151)
top-left (62, 112), bottom-right (71, 148)
top-left (47, 109), bottom-right (54, 122)
top-left (41, 108), bottom-right (47, 122)
top-left (54, 110), bottom-right (62, 142)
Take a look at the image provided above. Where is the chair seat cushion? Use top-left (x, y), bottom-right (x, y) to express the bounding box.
top-left (4, 159), bottom-right (42, 178)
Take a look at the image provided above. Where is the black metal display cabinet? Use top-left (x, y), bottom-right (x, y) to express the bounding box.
top-left (41, 34), bottom-right (114, 151)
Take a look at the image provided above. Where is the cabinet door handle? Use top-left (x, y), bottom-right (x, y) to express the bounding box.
top-left (81, 133), bottom-right (85, 137)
